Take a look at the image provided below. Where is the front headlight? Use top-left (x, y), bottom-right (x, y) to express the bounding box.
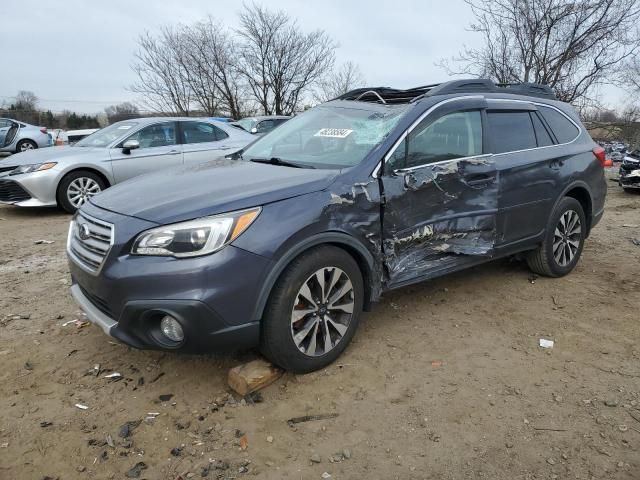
top-left (10, 162), bottom-right (57, 175)
top-left (131, 207), bottom-right (261, 257)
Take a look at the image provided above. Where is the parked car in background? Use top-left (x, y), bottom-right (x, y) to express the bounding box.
top-left (0, 117), bottom-right (253, 212)
top-left (209, 117), bottom-right (236, 123)
top-left (0, 118), bottom-right (52, 153)
top-left (234, 115), bottom-right (290, 135)
top-left (50, 128), bottom-right (101, 146)
top-left (619, 150), bottom-right (640, 191)
top-left (66, 79), bottom-right (607, 373)
top-left (610, 151), bottom-right (624, 162)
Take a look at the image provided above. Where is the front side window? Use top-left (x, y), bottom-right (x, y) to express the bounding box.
top-left (236, 118), bottom-right (257, 132)
top-left (388, 110), bottom-right (483, 171)
top-left (487, 111), bottom-right (536, 153)
top-left (125, 122), bottom-right (177, 149)
top-left (182, 122), bottom-right (228, 144)
top-left (256, 120), bottom-right (275, 134)
top-left (242, 104), bottom-right (408, 169)
top-left (538, 106), bottom-right (579, 144)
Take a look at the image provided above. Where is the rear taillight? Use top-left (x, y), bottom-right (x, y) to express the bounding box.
top-left (40, 127), bottom-right (48, 134)
top-left (592, 146), bottom-right (612, 167)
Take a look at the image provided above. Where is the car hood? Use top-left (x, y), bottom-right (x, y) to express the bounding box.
top-left (0, 146), bottom-right (105, 167)
top-left (90, 158), bottom-right (339, 224)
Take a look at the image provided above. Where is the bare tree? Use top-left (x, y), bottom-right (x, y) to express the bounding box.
top-left (105, 102), bottom-right (140, 123)
top-left (237, 3), bottom-right (336, 115)
top-left (182, 18), bottom-right (248, 118)
top-left (130, 28), bottom-right (193, 115)
top-left (14, 90), bottom-right (38, 112)
top-left (439, 0), bottom-right (640, 104)
top-left (314, 62), bottom-right (366, 103)
top-left (621, 56), bottom-right (640, 99)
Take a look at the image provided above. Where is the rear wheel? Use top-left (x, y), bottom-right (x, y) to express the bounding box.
top-left (527, 196), bottom-right (586, 277)
top-left (260, 246), bottom-right (364, 373)
top-left (57, 170), bottom-right (106, 213)
top-left (16, 139), bottom-right (37, 153)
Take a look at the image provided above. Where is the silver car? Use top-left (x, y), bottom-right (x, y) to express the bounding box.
top-left (0, 117), bottom-right (254, 213)
top-left (233, 115), bottom-right (291, 135)
top-left (0, 118), bottom-right (53, 153)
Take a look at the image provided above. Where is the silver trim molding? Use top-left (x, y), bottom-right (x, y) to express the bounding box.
top-left (372, 95), bottom-right (584, 178)
top-left (70, 284), bottom-right (117, 335)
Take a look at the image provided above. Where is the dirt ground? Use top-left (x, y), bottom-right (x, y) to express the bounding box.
top-left (0, 177), bottom-right (639, 480)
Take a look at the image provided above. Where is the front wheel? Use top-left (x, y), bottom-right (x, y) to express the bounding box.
top-left (527, 197), bottom-right (586, 277)
top-left (16, 139), bottom-right (37, 153)
top-left (260, 246), bottom-right (364, 373)
top-left (57, 170), bottom-right (106, 213)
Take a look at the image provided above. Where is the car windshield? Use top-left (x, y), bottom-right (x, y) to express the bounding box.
top-left (74, 121), bottom-right (138, 147)
top-left (236, 118), bottom-right (257, 132)
top-left (241, 103), bottom-right (408, 168)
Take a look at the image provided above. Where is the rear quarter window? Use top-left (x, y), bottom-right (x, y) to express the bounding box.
top-left (538, 106), bottom-right (579, 144)
top-left (487, 111), bottom-right (536, 153)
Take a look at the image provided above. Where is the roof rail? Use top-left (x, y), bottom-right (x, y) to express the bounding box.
top-left (494, 82), bottom-right (556, 99)
top-left (336, 79), bottom-right (557, 104)
top-left (336, 84), bottom-right (441, 104)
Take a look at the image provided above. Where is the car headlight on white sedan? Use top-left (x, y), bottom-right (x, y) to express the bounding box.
top-left (10, 162), bottom-right (57, 175)
top-left (131, 207), bottom-right (261, 258)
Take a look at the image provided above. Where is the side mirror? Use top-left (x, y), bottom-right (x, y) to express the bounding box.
top-left (122, 139), bottom-right (140, 154)
top-left (250, 127), bottom-right (258, 134)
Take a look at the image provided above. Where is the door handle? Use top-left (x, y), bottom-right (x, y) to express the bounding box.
top-left (464, 174), bottom-right (493, 186)
top-left (218, 145), bottom-right (232, 150)
top-left (549, 158), bottom-right (563, 169)
top-left (168, 149), bottom-right (181, 155)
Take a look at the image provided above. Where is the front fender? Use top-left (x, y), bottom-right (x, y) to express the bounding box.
top-left (249, 231), bottom-right (379, 321)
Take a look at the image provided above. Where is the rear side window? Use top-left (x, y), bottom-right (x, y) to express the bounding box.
top-left (487, 111), bottom-right (536, 153)
top-left (182, 122), bottom-right (229, 143)
top-left (530, 112), bottom-right (554, 147)
top-left (538, 106), bottom-right (579, 144)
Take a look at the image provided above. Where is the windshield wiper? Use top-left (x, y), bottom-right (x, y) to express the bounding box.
top-left (249, 157), bottom-right (314, 169)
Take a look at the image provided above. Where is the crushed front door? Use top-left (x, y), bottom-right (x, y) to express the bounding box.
top-left (380, 99), bottom-right (499, 286)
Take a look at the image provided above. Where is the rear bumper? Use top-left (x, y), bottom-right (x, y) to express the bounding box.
top-left (591, 207), bottom-right (604, 230)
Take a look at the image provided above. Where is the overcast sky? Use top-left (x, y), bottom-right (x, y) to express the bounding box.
top-left (0, 0), bottom-right (627, 114)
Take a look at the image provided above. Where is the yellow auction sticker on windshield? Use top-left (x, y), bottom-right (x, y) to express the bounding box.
top-left (314, 128), bottom-right (353, 138)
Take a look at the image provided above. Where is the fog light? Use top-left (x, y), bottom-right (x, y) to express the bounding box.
top-left (160, 315), bottom-right (184, 342)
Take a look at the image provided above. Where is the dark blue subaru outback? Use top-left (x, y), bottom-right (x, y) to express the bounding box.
top-left (67, 79), bottom-right (607, 372)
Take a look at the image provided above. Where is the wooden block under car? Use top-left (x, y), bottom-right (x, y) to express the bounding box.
top-left (228, 358), bottom-right (283, 396)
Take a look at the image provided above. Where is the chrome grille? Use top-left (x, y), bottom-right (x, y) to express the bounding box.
top-left (67, 212), bottom-right (114, 274)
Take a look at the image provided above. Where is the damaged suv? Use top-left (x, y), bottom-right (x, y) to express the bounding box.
top-left (67, 79), bottom-right (607, 372)
top-left (619, 150), bottom-right (640, 191)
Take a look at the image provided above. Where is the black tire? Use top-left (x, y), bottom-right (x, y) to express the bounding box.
top-left (57, 170), bottom-right (107, 214)
top-left (526, 196), bottom-right (586, 277)
top-left (16, 139), bottom-right (37, 153)
top-left (260, 246), bottom-right (364, 373)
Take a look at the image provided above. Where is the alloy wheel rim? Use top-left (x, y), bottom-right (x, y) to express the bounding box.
top-left (553, 209), bottom-right (581, 267)
top-left (290, 267), bottom-right (355, 357)
top-left (67, 177), bottom-right (101, 208)
top-left (21, 142), bottom-right (34, 151)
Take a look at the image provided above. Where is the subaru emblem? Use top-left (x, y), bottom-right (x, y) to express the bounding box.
top-left (79, 223), bottom-right (91, 241)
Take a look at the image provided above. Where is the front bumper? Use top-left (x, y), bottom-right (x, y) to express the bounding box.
top-left (70, 283), bottom-right (260, 351)
top-left (68, 202), bottom-right (273, 352)
top-left (619, 163), bottom-right (640, 189)
top-left (0, 169), bottom-right (60, 207)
